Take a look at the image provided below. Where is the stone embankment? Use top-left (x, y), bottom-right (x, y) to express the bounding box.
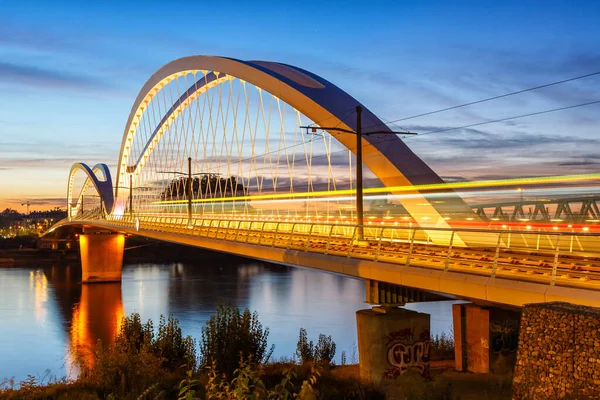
top-left (513, 302), bottom-right (600, 399)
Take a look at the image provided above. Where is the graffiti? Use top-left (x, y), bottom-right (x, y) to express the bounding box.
top-left (490, 320), bottom-right (519, 354)
top-left (385, 327), bottom-right (414, 345)
top-left (384, 341), bottom-right (430, 377)
top-left (481, 338), bottom-right (489, 349)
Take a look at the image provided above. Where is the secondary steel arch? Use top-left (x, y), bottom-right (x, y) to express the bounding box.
top-left (67, 162), bottom-right (114, 216)
top-left (115, 56), bottom-right (475, 242)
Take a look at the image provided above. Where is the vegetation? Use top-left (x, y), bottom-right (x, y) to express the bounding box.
top-left (296, 328), bottom-right (336, 365)
top-left (429, 332), bottom-right (455, 362)
top-left (161, 174), bottom-right (247, 201)
top-left (200, 303), bottom-right (274, 378)
top-left (0, 308), bottom-right (514, 400)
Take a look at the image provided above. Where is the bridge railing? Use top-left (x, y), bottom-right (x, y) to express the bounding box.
top-left (81, 214), bottom-right (600, 289)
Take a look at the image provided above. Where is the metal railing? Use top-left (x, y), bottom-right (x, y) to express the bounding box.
top-left (74, 213), bottom-right (600, 290)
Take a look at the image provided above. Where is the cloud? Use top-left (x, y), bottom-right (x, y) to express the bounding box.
top-left (0, 61), bottom-right (113, 90)
top-left (405, 125), bottom-right (600, 151)
top-left (558, 160), bottom-right (600, 167)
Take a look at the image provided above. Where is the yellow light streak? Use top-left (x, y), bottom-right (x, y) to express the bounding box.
top-left (150, 173), bottom-right (600, 206)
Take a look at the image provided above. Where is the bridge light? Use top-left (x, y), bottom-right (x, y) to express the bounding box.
top-left (553, 226), bottom-right (558, 230)
top-left (501, 225), bottom-right (507, 229)
top-left (526, 225), bottom-right (532, 230)
top-left (583, 227), bottom-right (589, 231)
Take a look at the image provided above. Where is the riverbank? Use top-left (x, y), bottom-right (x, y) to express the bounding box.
top-left (0, 307), bottom-right (513, 400)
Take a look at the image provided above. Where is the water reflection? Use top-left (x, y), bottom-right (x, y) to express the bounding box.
top-left (0, 260), bottom-right (458, 382)
top-left (69, 283), bottom-right (123, 367)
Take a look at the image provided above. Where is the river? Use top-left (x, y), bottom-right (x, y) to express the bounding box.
top-left (0, 258), bottom-right (457, 383)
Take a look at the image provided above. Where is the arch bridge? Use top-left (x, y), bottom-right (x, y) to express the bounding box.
top-left (54, 55), bottom-right (600, 309)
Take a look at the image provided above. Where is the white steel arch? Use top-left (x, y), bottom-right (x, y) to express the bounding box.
top-left (67, 163), bottom-right (114, 217)
top-left (115, 56), bottom-right (476, 243)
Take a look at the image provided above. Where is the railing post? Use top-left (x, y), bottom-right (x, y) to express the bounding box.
top-left (536, 229), bottom-right (540, 250)
top-left (444, 231), bottom-right (455, 272)
top-left (257, 222), bottom-right (266, 245)
top-left (224, 220), bottom-right (232, 240)
top-left (215, 220), bottom-right (222, 239)
top-left (245, 222), bottom-right (253, 243)
top-left (234, 221), bottom-right (241, 242)
top-left (551, 235), bottom-right (561, 286)
top-left (272, 222), bottom-right (280, 247)
top-left (375, 227), bottom-right (385, 262)
top-left (325, 224), bottom-right (334, 255)
top-left (287, 223), bottom-right (296, 249)
top-left (304, 224), bottom-right (314, 251)
top-left (405, 229), bottom-right (416, 266)
top-left (491, 233), bottom-right (503, 278)
top-left (347, 226), bottom-right (358, 258)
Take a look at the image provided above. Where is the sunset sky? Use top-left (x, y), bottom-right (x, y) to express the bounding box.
top-left (1, 0), bottom-right (599, 212)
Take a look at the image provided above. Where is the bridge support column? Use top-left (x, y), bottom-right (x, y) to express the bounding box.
top-left (452, 303), bottom-right (520, 374)
top-left (357, 306), bottom-right (430, 382)
top-left (79, 233), bottom-right (125, 283)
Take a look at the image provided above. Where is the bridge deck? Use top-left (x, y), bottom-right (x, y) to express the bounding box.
top-left (52, 215), bottom-right (600, 308)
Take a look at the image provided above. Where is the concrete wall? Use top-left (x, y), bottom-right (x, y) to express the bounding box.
top-left (513, 302), bottom-right (600, 400)
top-left (357, 307), bottom-right (430, 383)
top-left (453, 304), bottom-right (520, 374)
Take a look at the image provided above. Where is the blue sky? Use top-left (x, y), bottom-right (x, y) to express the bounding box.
top-left (0, 0), bottom-right (599, 210)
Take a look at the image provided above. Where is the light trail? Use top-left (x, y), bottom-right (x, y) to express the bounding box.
top-left (152, 184), bottom-right (600, 208)
top-left (150, 173), bottom-right (600, 206)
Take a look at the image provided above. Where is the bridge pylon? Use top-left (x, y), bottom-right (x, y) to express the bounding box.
top-left (79, 230), bottom-right (125, 283)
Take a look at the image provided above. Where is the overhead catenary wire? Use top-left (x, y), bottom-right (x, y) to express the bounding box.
top-left (363, 70), bottom-right (600, 130)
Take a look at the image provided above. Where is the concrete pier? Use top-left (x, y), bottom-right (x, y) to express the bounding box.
top-left (79, 233), bottom-right (124, 283)
top-left (357, 307), bottom-right (430, 382)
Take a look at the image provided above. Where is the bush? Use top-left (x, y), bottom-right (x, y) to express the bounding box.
top-left (296, 329), bottom-right (336, 365)
top-left (199, 303), bottom-right (274, 378)
top-left (79, 312), bottom-right (196, 399)
top-left (296, 328), bottom-right (315, 363)
top-left (315, 334), bottom-right (336, 365)
top-left (429, 332), bottom-right (454, 361)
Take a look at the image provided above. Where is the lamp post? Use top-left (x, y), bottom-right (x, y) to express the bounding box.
top-left (301, 106), bottom-right (417, 240)
top-left (129, 174), bottom-right (133, 216)
top-left (157, 157), bottom-right (194, 222)
top-left (517, 188), bottom-right (524, 203)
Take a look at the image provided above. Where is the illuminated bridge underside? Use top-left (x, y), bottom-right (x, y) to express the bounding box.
top-left (52, 217), bottom-right (600, 308)
top-left (116, 56), bottom-right (475, 245)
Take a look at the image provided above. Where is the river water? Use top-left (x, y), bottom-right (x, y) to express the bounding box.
top-left (0, 259), bottom-right (457, 382)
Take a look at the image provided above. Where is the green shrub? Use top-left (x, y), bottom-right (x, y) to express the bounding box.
top-left (314, 334), bottom-right (336, 365)
top-left (79, 312), bottom-right (196, 399)
top-left (296, 328), bottom-right (315, 363)
top-left (199, 303), bottom-right (274, 378)
top-left (155, 314), bottom-right (197, 371)
top-left (296, 329), bottom-right (336, 365)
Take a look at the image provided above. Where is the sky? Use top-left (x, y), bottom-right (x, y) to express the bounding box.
top-left (0, 0), bottom-right (599, 211)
